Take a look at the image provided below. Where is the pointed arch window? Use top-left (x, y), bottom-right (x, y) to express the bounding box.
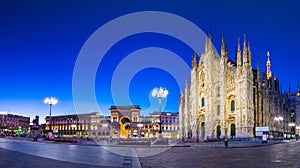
top-left (216, 86), bottom-right (220, 97)
top-left (200, 73), bottom-right (205, 88)
top-left (231, 100), bottom-right (235, 112)
top-left (201, 97), bottom-right (205, 107)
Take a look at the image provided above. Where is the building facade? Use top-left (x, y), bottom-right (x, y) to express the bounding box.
top-left (151, 112), bottom-right (179, 139)
top-left (110, 105), bottom-right (143, 138)
top-left (45, 107), bottom-right (180, 139)
top-left (179, 33), bottom-right (300, 140)
top-left (45, 112), bottom-right (110, 138)
top-left (110, 106), bottom-right (179, 139)
top-left (0, 113), bottom-right (30, 134)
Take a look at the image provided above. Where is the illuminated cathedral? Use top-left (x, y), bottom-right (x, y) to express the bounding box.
top-left (179, 33), bottom-right (300, 140)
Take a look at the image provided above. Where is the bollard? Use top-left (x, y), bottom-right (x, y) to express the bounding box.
top-left (224, 138), bottom-right (228, 147)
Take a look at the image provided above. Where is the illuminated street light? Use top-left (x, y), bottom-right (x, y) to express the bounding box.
top-left (44, 97), bottom-right (58, 135)
top-left (289, 122), bottom-right (296, 139)
top-left (288, 123), bottom-right (295, 127)
top-left (151, 87), bottom-right (168, 138)
top-left (137, 123), bottom-right (144, 127)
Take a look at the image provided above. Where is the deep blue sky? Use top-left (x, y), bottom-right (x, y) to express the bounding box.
top-left (0, 0), bottom-right (299, 123)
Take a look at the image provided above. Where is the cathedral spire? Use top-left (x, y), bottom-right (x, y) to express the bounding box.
top-left (192, 51), bottom-right (197, 69)
top-left (180, 91), bottom-right (184, 102)
top-left (185, 75), bottom-right (189, 89)
top-left (205, 29), bottom-right (213, 53)
top-left (266, 51), bottom-right (272, 79)
top-left (225, 42), bottom-right (229, 60)
top-left (205, 36), bottom-right (208, 53)
top-left (248, 40), bottom-right (252, 67)
top-left (243, 33), bottom-right (248, 66)
top-left (208, 28), bottom-right (213, 51)
top-left (257, 56), bottom-right (260, 80)
top-left (297, 80), bottom-right (300, 96)
top-left (221, 32), bottom-right (226, 58)
top-left (209, 28), bottom-right (213, 41)
top-left (236, 37), bottom-right (242, 67)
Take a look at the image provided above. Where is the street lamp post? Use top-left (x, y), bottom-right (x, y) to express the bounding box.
top-left (274, 116), bottom-right (284, 140)
top-left (289, 122), bottom-right (296, 139)
top-left (44, 97), bottom-right (58, 136)
top-left (152, 87), bottom-right (168, 139)
top-left (0, 111), bottom-right (8, 134)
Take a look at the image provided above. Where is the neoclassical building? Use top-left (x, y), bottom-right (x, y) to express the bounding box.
top-left (45, 112), bottom-right (110, 138)
top-left (110, 105), bottom-right (179, 139)
top-left (179, 33), bottom-right (300, 140)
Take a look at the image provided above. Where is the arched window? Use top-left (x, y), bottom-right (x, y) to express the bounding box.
top-left (201, 97), bottom-right (205, 107)
top-left (231, 100), bottom-right (235, 112)
top-left (216, 86), bottom-right (220, 97)
top-left (217, 105), bottom-right (220, 116)
top-left (200, 73), bottom-right (205, 87)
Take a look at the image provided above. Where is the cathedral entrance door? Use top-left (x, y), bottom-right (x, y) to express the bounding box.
top-left (230, 124), bottom-right (236, 137)
top-left (188, 130), bottom-right (192, 139)
top-left (201, 122), bottom-right (205, 139)
top-left (217, 125), bottom-right (221, 138)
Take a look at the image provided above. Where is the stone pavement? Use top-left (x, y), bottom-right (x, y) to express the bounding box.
top-left (6, 136), bottom-right (290, 148)
top-left (0, 137), bottom-right (298, 168)
top-left (189, 139), bottom-right (293, 148)
top-left (0, 138), bottom-right (141, 168)
top-left (0, 147), bottom-right (112, 168)
top-left (138, 140), bottom-right (300, 168)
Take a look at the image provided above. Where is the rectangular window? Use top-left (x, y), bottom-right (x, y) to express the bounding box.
top-left (217, 105), bottom-right (220, 116)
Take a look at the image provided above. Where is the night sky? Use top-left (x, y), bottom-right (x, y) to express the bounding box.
top-left (0, 0), bottom-right (299, 123)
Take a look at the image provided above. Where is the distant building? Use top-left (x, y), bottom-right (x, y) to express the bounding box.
top-left (45, 112), bottom-right (110, 138)
top-left (110, 105), bottom-right (179, 139)
top-left (152, 112), bottom-right (179, 139)
top-left (0, 113), bottom-right (30, 133)
top-left (44, 106), bottom-right (180, 139)
top-left (110, 105), bottom-right (142, 138)
top-left (139, 115), bottom-right (158, 138)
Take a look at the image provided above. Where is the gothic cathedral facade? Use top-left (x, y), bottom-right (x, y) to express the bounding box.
top-left (179, 33), bottom-right (300, 140)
